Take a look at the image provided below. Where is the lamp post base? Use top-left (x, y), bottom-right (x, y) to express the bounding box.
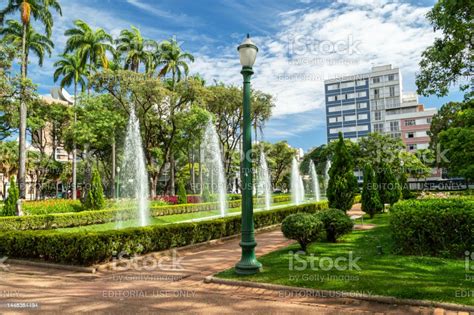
top-left (235, 240), bottom-right (262, 275)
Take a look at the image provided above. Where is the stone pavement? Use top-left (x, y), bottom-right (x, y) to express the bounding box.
top-left (0, 229), bottom-right (469, 314)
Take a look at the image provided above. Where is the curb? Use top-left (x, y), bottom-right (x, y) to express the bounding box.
top-left (204, 276), bottom-right (474, 313)
top-left (6, 258), bottom-right (96, 273)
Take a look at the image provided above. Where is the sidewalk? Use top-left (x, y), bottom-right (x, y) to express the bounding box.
top-left (0, 228), bottom-right (464, 314)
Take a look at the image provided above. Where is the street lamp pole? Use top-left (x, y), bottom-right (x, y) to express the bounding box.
top-left (235, 34), bottom-right (262, 275)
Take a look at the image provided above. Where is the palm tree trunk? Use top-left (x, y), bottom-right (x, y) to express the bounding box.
top-left (111, 135), bottom-right (116, 198)
top-left (72, 82), bottom-right (77, 200)
top-left (18, 22), bottom-right (28, 199)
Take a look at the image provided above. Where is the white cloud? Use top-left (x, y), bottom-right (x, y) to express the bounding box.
top-left (191, 1), bottom-right (436, 119)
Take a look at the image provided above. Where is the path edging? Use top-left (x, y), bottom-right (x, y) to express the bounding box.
top-left (204, 276), bottom-right (474, 313)
top-left (6, 258), bottom-right (96, 273)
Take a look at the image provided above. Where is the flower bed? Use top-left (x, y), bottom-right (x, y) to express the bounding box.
top-left (0, 194), bottom-right (293, 231)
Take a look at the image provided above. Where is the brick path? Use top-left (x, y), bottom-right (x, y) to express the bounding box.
top-left (0, 228), bottom-right (469, 314)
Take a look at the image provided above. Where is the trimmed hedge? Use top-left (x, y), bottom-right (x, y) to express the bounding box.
top-left (390, 198), bottom-right (474, 258)
top-left (0, 201), bottom-right (328, 265)
top-left (0, 195), bottom-right (292, 231)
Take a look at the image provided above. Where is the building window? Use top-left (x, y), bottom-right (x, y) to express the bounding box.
top-left (328, 106), bottom-right (340, 113)
top-left (427, 117), bottom-right (432, 124)
top-left (389, 86), bottom-right (395, 97)
top-left (342, 103), bottom-right (356, 111)
top-left (356, 79), bottom-right (366, 86)
top-left (357, 102), bottom-right (367, 109)
top-left (406, 132), bottom-right (414, 138)
top-left (372, 76), bottom-right (380, 83)
top-left (374, 111), bottom-right (382, 120)
top-left (390, 121), bottom-right (400, 132)
top-left (408, 144), bottom-right (417, 151)
top-left (358, 113), bottom-right (368, 120)
top-left (373, 88), bottom-right (380, 99)
top-left (405, 119), bottom-right (415, 126)
top-left (374, 123), bottom-right (384, 133)
top-left (327, 83), bottom-right (339, 90)
top-left (388, 74), bottom-right (395, 81)
top-left (344, 115), bottom-right (356, 121)
top-left (341, 81), bottom-right (355, 88)
top-left (357, 91), bottom-right (367, 97)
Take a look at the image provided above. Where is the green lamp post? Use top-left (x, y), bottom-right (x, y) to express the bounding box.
top-left (235, 34), bottom-right (262, 275)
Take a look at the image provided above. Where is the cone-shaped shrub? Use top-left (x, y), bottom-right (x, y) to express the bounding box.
top-left (3, 177), bottom-right (19, 216)
top-left (84, 169), bottom-right (105, 210)
top-left (361, 164), bottom-right (383, 218)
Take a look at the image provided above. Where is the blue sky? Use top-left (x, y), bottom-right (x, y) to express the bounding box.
top-left (2, 0), bottom-right (464, 150)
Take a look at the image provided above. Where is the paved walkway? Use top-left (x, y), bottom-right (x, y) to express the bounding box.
top-left (0, 227), bottom-right (466, 314)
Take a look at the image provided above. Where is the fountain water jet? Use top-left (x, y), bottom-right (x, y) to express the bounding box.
top-left (201, 120), bottom-right (227, 217)
top-left (324, 159), bottom-right (332, 197)
top-left (257, 151), bottom-right (272, 210)
top-left (119, 105), bottom-right (150, 227)
top-left (309, 160), bottom-right (320, 201)
top-left (291, 157), bottom-right (305, 205)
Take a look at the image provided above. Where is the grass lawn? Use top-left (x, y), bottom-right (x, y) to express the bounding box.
top-left (217, 213), bottom-right (474, 306)
top-left (57, 200), bottom-right (292, 233)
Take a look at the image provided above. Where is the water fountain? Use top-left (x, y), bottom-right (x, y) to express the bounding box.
top-left (291, 157), bottom-right (305, 205)
top-left (257, 151), bottom-right (272, 210)
top-left (201, 120), bottom-right (227, 217)
top-left (119, 105), bottom-right (150, 227)
top-left (309, 160), bottom-right (320, 201)
top-left (324, 159), bottom-right (332, 197)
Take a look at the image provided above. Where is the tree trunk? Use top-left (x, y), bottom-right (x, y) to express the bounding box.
top-left (72, 82), bottom-right (77, 200)
top-left (111, 136), bottom-right (116, 199)
top-left (18, 22), bottom-right (28, 199)
top-left (199, 144), bottom-right (203, 194)
top-left (191, 146), bottom-right (196, 194)
top-left (170, 154), bottom-right (175, 195)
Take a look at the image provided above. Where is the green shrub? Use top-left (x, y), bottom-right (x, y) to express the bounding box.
top-left (390, 198), bottom-right (474, 258)
top-left (376, 164), bottom-right (401, 206)
top-left (0, 201), bottom-right (328, 265)
top-left (202, 185), bottom-right (212, 202)
top-left (399, 173), bottom-right (413, 199)
top-left (23, 200), bottom-right (83, 215)
top-left (0, 195), bottom-right (296, 231)
top-left (315, 208), bottom-right (353, 242)
top-left (361, 164), bottom-right (383, 218)
top-left (353, 194), bottom-right (361, 204)
top-left (84, 170), bottom-right (105, 210)
top-left (3, 177), bottom-right (19, 216)
top-left (281, 213), bottom-right (323, 251)
top-left (177, 181), bottom-right (187, 204)
top-left (327, 133), bottom-right (358, 211)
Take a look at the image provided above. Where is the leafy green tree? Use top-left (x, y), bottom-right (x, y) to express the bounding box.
top-left (64, 19), bottom-right (113, 71)
top-left (416, 0), bottom-right (473, 97)
top-left (438, 126), bottom-right (474, 182)
top-left (3, 176), bottom-right (19, 216)
top-left (361, 164), bottom-right (382, 218)
top-left (201, 184), bottom-right (211, 202)
top-left (84, 169), bottom-right (105, 210)
top-left (376, 163), bottom-right (401, 206)
top-left (0, 0), bottom-right (62, 198)
top-left (399, 172), bottom-right (412, 200)
top-left (177, 181), bottom-right (187, 204)
top-left (327, 133), bottom-right (358, 211)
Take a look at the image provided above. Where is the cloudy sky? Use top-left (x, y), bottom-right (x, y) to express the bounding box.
top-left (2, 0), bottom-right (464, 150)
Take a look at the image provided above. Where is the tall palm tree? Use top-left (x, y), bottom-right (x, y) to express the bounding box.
top-left (53, 53), bottom-right (88, 200)
top-left (157, 37), bottom-right (194, 86)
top-left (64, 19), bottom-right (113, 71)
top-left (116, 26), bottom-right (154, 72)
top-left (0, 0), bottom-right (62, 199)
top-left (53, 53), bottom-right (87, 197)
top-left (0, 19), bottom-right (53, 76)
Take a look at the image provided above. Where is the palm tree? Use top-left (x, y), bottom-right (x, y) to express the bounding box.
top-left (116, 26), bottom-right (154, 72)
top-left (0, 0), bottom-right (62, 199)
top-left (53, 53), bottom-right (88, 200)
top-left (64, 19), bottom-right (114, 71)
top-left (0, 19), bottom-right (53, 76)
top-left (0, 141), bottom-right (18, 199)
top-left (157, 37), bottom-right (194, 86)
